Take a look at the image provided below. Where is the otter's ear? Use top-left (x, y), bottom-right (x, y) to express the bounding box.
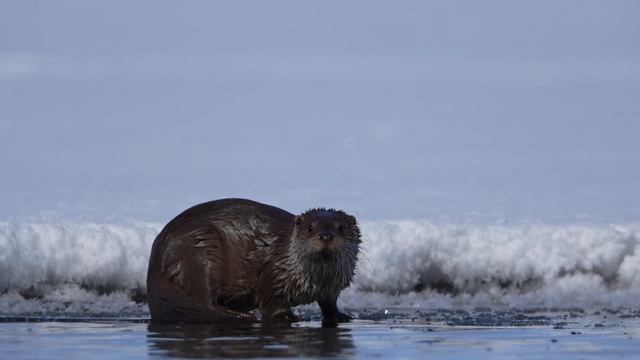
top-left (295, 216), bottom-right (304, 226)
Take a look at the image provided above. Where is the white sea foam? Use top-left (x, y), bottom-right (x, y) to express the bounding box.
top-left (0, 222), bottom-right (160, 292)
top-left (0, 220), bottom-right (639, 317)
top-left (353, 221), bottom-right (640, 309)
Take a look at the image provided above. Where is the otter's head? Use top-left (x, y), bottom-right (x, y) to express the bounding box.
top-left (290, 208), bottom-right (361, 280)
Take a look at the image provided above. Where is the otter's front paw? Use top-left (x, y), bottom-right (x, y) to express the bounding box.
top-left (265, 309), bottom-right (303, 323)
top-left (322, 311), bottom-right (352, 327)
top-left (337, 311), bottom-right (352, 322)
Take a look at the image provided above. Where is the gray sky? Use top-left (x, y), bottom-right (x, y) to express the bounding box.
top-left (1, 1), bottom-right (639, 222)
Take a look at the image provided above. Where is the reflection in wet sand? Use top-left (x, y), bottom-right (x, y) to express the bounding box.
top-left (147, 322), bottom-right (355, 358)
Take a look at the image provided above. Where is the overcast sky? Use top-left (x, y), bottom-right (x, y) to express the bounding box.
top-left (1, 1), bottom-right (639, 222)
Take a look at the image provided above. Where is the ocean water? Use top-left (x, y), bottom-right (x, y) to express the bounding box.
top-left (2, 319), bottom-right (640, 360)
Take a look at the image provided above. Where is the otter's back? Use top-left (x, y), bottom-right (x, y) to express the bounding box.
top-left (146, 198), bottom-right (294, 321)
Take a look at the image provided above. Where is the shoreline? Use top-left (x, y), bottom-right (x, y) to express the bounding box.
top-left (1, 317), bottom-right (639, 359)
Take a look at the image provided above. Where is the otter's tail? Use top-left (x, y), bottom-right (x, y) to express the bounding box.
top-left (148, 282), bottom-right (257, 323)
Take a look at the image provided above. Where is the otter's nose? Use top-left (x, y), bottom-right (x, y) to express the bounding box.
top-left (319, 233), bottom-right (334, 242)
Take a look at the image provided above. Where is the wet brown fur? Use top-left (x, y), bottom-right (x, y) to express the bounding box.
top-left (146, 198), bottom-right (361, 324)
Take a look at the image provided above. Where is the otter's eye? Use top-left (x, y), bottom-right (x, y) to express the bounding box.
top-left (307, 225), bottom-right (313, 233)
top-left (338, 225), bottom-right (345, 234)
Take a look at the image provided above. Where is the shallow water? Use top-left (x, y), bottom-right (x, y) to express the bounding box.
top-left (1, 318), bottom-right (639, 359)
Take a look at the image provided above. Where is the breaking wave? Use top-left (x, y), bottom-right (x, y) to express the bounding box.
top-left (1, 220), bottom-right (639, 317)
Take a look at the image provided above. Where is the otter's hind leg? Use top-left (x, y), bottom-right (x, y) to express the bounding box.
top-left (150, 225), bottom-right (256, 323)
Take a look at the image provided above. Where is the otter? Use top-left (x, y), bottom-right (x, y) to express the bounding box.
top-left (146, 198), bottom-right (361, 325)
